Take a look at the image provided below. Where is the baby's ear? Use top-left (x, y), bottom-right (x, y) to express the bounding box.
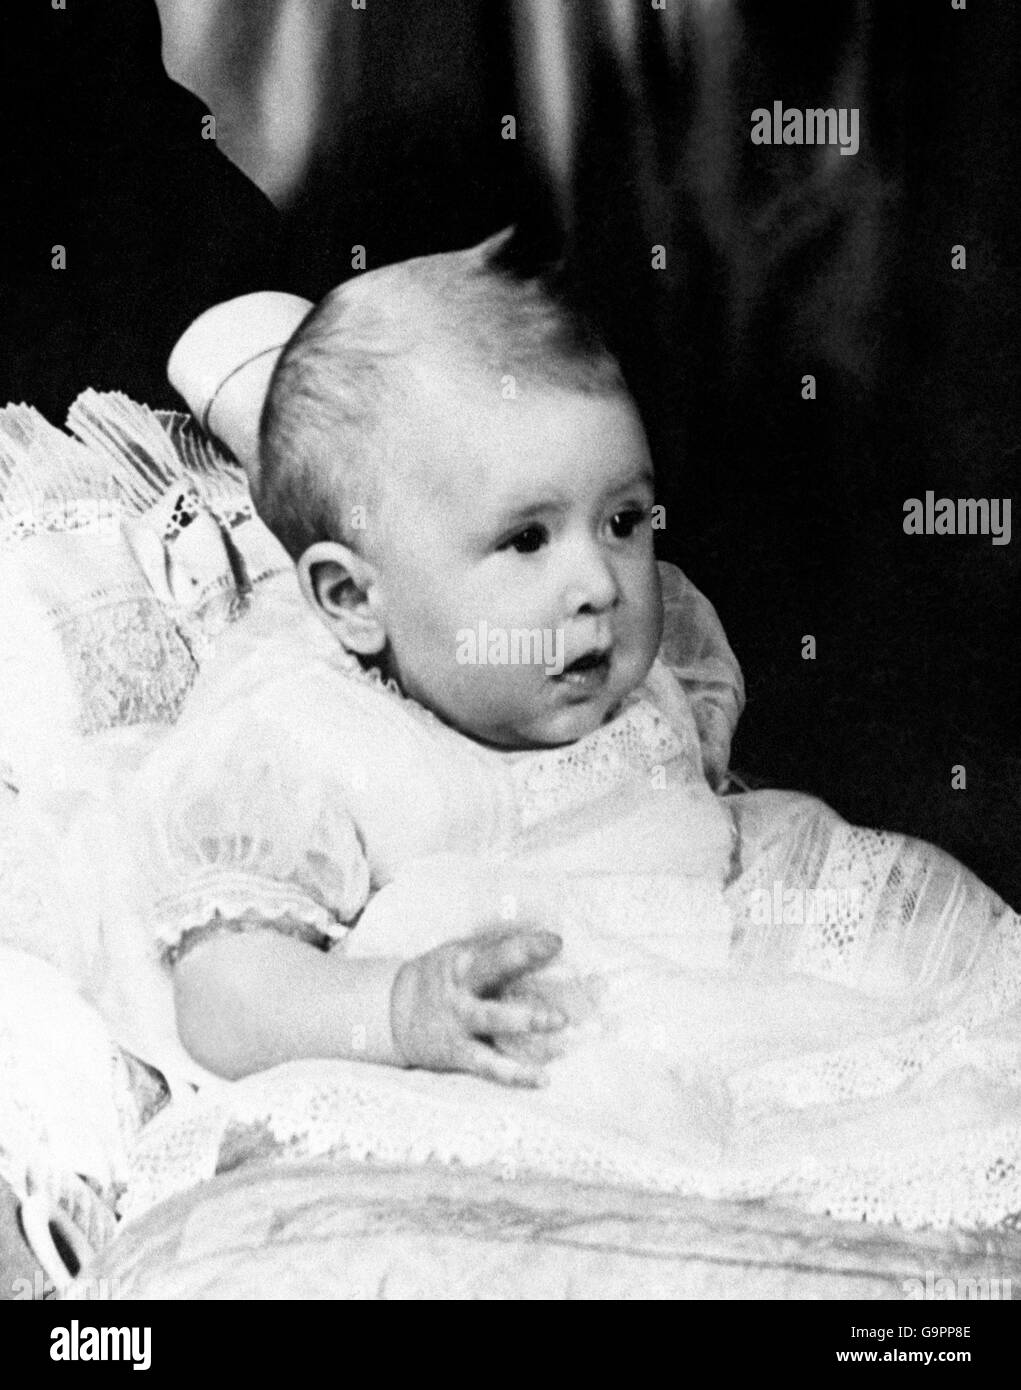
top-left (297, 541), bottom-right (387, 655)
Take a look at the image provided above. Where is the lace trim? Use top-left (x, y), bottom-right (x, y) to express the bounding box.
top-left (0, 392), bottom-right (248, 536)
top-left (155, 872), bottom-right (346, 956)
top-left (119, 1053), bottom-right (1021, 1233)
top-left (167, 914), bottom-right (336, 967)
top-left (63, 598), bottom-right (200, 736)
top-left (0, 392), bottom-right (294, 795)
top-left (503, 695), bottom-right (694, 830)
top-left (335, 647), bottom-right (421, 709)
top-left (317, 643), bottom-right (702, 824)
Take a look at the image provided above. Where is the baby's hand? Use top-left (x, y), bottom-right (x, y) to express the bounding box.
top-left (492, 970), bottom-right (604, 1066)
top-left (390, 929), bottom-right (566, 1087)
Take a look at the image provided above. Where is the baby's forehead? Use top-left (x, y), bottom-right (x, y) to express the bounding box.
top-left (379, 365), bottom-right (647, 517)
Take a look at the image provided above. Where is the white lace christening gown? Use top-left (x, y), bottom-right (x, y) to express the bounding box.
top-left (98, 572), bottom-right (1021, 1232)
top-left (7, 395), bottom-right (1015, 1246)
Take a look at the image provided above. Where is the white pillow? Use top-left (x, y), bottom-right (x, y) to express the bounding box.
top-left (0, 391), bottom-right (291, 793)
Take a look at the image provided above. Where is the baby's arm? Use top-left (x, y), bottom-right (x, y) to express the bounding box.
top-left (173, 918), bottom-right (566, 1087)
top-left (142, 685), bottom-right (567, 1087)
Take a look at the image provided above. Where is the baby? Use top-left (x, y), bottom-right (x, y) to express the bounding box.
top-left (3, 240), bottom-right (1017, 1255)
top-left (128, 232), bottom-right (1021, 1222)
top-left (146, 232), bottom-right (745, 1091)
top-left (2, 230), bottom-right (1008, 1234)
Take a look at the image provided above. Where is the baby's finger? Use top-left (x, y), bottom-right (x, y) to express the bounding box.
top-left (464, 1041), bottom-right (549, 1089)
top-left (465, 930), bottom-right (562, 994)
top-left (491, 1030), bottom-right (568, 1065)
top-left (460, 996), bottom-right (566, 1038)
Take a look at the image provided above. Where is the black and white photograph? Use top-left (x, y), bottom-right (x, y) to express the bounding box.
top-left (1, 0), bottom-right (1018, 1333)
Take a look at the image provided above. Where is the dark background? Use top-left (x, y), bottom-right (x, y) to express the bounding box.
top-left (2, 0), bottom-right (1017, 904)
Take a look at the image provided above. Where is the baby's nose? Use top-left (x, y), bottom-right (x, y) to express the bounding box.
top-left (564, 548), bottom-right (619, 613)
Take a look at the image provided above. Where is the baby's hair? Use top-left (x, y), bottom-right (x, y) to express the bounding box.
top-left (256, 229), bottom-right (628, 560)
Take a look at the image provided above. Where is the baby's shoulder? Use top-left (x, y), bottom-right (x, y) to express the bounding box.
top-left (170, 577), bottom-right (448, 782)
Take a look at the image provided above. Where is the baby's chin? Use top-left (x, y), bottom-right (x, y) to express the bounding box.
top-left (462, 694), bottom-right (628, 752)
top-left (462, 660), bottom-right (655, 750)
top-left (406, 645), bottom-right (656, 751)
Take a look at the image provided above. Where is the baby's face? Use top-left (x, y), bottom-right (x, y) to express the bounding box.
top-left (364, 364), bottom-right (663, 748)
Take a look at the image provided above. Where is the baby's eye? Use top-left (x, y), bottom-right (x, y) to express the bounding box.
top-left (499, 525), bottom-right (548, 555)
top-left (609, 507), bottom-right (649, 540)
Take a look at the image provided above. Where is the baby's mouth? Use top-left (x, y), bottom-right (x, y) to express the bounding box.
top-left (554, 647), bottom-right (612, 690)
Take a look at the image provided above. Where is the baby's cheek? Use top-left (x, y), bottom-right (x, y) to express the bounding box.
top-left (427, 660), bottom-right (527, 746)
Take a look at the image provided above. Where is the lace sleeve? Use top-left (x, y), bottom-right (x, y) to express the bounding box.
top-left (131, 699), bottom-right (371, 963)
top-left (656, 561), bottom-right (746, 785)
